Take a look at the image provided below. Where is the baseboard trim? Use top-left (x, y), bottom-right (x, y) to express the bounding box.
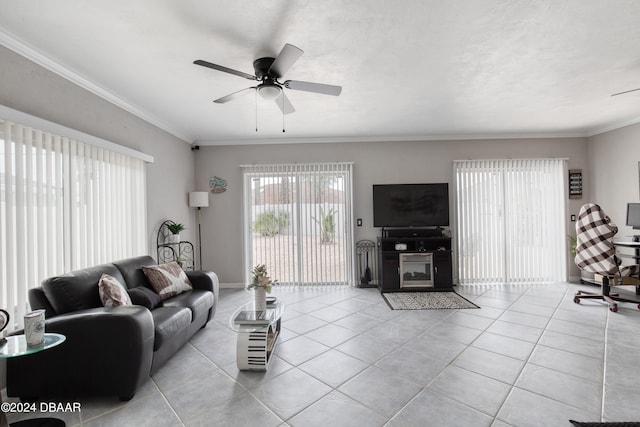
top-left (220, 282), bottom-right (245, 289)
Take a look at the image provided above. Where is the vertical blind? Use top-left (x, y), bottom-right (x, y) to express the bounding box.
top-left (454, 159), bottom-right (567, 284)
top-left (1, 119), bottom-right (147, 330)
top-left (242, 163), bottom-right (355, 286)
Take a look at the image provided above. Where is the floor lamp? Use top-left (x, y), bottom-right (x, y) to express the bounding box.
top-left (189, 191), bottom-right (209, 270)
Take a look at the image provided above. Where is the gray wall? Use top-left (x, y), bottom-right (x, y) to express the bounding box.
top-left (0, 44), bottom-right (200, 390)
top-left (588, 122), bottom-right (640, 235)
top-left (195, 137), bottom-right (589, 285)
top-left (0, 45), bottom-right (198, 251)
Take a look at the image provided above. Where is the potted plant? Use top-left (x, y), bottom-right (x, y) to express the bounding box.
top-left (166, 222), bottom-right (185, 244)
top-left (568, 234), bottom-right (594, 283)
top-left (567, 234), bottom-right (577, 255)
top-left (248, 264), bottom-right (277, 310)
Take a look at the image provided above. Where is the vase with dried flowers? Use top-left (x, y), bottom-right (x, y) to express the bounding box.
top-left (248, 264), bottom-right (277, 311)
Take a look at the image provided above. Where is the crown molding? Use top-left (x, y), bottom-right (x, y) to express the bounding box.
top-left (0, 28), bottom-right (194, 143)
top-left (195, 131), bottom-right (589, 146)
top-left (586, 115), bottom-right (640, 137)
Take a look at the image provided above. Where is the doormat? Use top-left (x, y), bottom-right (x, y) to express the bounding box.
top-left (382, 292), bottom-right (480, 310)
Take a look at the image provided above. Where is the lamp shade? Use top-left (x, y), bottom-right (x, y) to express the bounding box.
top-left (189, 191), bottom-right (209, 208)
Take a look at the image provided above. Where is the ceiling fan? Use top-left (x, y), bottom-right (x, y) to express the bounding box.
top-left (611, 87), bottom-right (640, 97)
top-left (194, 43), bottom-right (342, 114)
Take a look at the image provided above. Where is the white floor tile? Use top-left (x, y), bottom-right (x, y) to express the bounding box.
top-left (55, 284), bottom-right (629, 426)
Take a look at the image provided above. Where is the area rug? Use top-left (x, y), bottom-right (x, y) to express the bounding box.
top-left (382, 292), bottom-right (479, 310)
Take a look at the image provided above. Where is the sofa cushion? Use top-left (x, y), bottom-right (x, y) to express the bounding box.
top-left (98, 274), bottom-right (132, 307)
top-left (162, 290), bottom-right (214, 323)
top-left (151, 307), bottom-right (192, 351)
top-left (127, 286), bottom-right (163, 310)
top-left (42, 263), bottom-right (125, 315)
top-left (113, 256), bottom-right (157, 289)
top-left (142, 262), bottom-right (193, 300)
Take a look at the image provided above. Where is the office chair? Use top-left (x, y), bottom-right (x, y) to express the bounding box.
top-left (574, 203), bottom-right (640, 312)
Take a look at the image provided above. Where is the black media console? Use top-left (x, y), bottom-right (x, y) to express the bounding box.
top-left (377, 228), bottom-right (453, 292)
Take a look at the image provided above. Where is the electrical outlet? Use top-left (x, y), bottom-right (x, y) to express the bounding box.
top-left (357, 218), bottom-right (363, 226)
top-left (571, 214), bottom-right (576, 222)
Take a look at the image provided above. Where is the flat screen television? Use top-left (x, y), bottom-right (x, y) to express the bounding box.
top-left (373, 183), bottom-right (449, 227)
top-left (626, 203), bottom-right (640, 230)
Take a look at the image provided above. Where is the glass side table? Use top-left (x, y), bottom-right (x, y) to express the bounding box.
top-left (0, 333), bottom-right (66, 359)
top-left (1, 333), bottom-right (66, 427)
top-left (229, 300), bottom-right (284, 371)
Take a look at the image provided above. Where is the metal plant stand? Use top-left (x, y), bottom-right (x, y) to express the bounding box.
top-left (156, 220), bottom-right (195, 270)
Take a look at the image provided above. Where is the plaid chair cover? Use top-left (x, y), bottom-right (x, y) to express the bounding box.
top-left (574, 203), bottom-right (640, 279)
top-left (574, 203), bottom-right (640, 312)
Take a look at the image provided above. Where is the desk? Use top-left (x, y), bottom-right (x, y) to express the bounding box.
top-left (0, 333), bottom-right (66, 427)
top-left (613, 240), bottom-right (640, 295)
top-left (613, 240), bottom-right (640, 249)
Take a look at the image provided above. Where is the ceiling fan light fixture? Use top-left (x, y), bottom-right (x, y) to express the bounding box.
top-left (258, 84), bottom-right (281, 100)
top-left (194, 43), bottom-right (342, 118)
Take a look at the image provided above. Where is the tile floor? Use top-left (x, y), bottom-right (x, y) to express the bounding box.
top-left (4, 282), bottom-right (640, 426)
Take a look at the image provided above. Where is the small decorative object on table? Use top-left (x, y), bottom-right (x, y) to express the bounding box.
top-left (24, 309), bottom-right (46, 347)
top-left (0, 308), bottom-right (9, 345)
top-left (248, 264), bottom-right (277, 311)
top-left (233, 310), bottom-right (274, 325)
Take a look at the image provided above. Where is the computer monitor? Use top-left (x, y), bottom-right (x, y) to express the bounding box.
top-left (626, 203), bottom-right (640, 241)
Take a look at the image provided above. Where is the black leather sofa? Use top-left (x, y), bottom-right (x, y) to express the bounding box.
top-left (6, 255), bottom-right (218, 401)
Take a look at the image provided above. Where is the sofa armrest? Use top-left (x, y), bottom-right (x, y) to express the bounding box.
top-left (186, 270), bottom-right (219, 303)
top-left (7, 306), bottom-right (154, 401)
top-left (28, 287), bottom-right (57, 318)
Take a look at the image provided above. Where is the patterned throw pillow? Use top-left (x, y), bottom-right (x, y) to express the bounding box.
top-left (98, 273), bottom-right (132, 307)
top-left (142, 262), bottom-right (193, 300)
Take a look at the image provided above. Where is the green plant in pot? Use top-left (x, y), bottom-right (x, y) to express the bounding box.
top-left (248, 264), bottom-right (277, 311)
top-left (167, 222), bottom-right (185, 244)
top-left (567, 234), bottom-right (577, 255)
top-left (248, 264), bottom-right (277, 293)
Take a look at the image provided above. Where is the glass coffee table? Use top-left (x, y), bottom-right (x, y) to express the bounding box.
top-left (229, 300), bottom-right (284, 371)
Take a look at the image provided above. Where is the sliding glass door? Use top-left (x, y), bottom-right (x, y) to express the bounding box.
top-left (454, 159), bottom-right (567, 284)
top-left (242, 163), bottom-right (355, 286)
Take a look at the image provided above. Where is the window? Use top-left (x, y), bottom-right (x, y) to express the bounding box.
top-left (0, 117), bottom-right (148, 330)
top-left (242, 163), bottom-right (355, 286)
top-left (454, 159), bottom-right (567, 284)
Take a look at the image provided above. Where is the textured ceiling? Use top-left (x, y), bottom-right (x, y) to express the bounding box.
top-left (1, 0), bottom-right (640, 145)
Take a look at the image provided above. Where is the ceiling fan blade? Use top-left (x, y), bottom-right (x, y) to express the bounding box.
top-left (284, 80), bottom-right (342, 96)
top-left (611, 87), bottom-right (640, 97)
top-left (214, 87), bottom-right (256, 104)
top-left (194, 60), bottom-right (256, 80)
top-left (268, 44), bottom-right (304, 78)
top-left (274, 91), bottom-right (295, 114)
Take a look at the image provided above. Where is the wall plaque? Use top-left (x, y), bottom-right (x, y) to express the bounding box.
top-left (569, 169), bottom-right (582, 199)
top-left (210, 176), bottom-right (228, 193)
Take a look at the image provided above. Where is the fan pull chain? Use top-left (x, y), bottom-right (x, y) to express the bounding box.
top-left (282, 93), bottom-right (286, 133)
top-left (255, 90), bottom-right (258, 132)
